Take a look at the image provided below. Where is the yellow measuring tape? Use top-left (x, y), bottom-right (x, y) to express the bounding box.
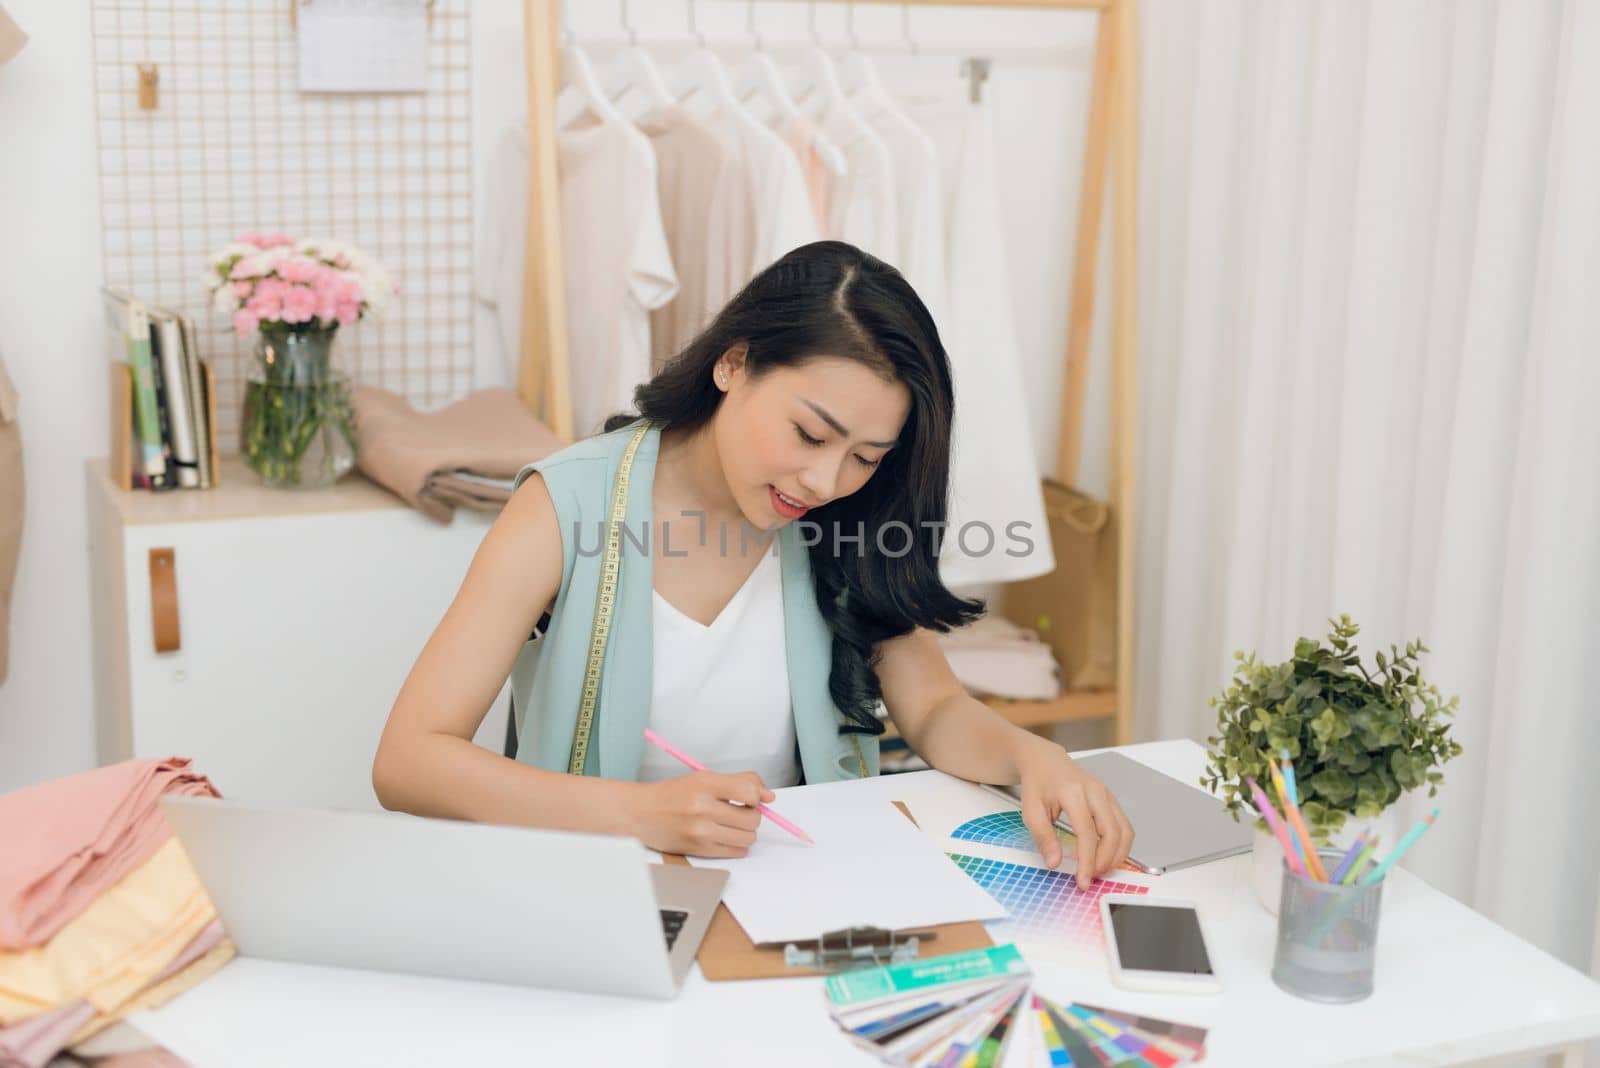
top-left (568, 422), bottom-right (650, 776)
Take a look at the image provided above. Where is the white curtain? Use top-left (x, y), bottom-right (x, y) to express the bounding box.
top-left (1134, 0), bottom-right (1600, 974)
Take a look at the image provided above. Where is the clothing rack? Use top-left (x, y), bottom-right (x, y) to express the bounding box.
top-left (557, 34), bottom-right (1089, 68)
top-left (517, 0), bottom-right (1138, 746)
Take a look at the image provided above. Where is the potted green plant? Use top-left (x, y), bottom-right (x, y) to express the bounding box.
top-left (1201, 614), bottom-right (1463, 911)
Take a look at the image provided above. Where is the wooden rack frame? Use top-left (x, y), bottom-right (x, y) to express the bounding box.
top-left (517, 0), bottom-right (1138, 746)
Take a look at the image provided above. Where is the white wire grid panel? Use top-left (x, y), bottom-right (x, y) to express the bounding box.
top-left (92, 0), bottom-right (475, 449)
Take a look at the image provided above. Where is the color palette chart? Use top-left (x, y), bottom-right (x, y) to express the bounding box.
top-left (948, 811), bottom-right (1143, 876)
top-left (945, 854), bottom-right (1148, 962)
top-left (950, 811), bottom-right (1069, 851)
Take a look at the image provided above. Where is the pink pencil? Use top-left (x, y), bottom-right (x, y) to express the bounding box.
top-left (1246, 776), bottom-right (1306, 877)
top-left (642, 728), bottom-right (815, 845)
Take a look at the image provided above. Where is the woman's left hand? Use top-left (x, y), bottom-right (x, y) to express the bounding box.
top-left (1014, 741), bottom-right (1135, 889)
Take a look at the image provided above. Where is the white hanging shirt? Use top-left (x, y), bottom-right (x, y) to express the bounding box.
top-left (811, 95), bottom-right (899, 260)
top-left (635, 104), bottom-right (728, 371)
top-left (475, 117), bottom-right (678, 437)
top-left (638, 547), bottom-right (801, 789)
top-left (475, 124), bottom-right (532, 386)
top-left (649, 101), bottom-right (820, 359)
top-left (901, 93), bottom-right (1055, 587)
top-left (857, 92), bottom-right (949, 329)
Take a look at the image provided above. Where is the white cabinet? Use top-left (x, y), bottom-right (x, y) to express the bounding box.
top-left (87, 459), bottom-right (506, 811)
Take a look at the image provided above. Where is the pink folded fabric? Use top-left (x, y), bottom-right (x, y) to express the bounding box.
top-left (0, 919), bottom-right (222, 1068)
top-left (89, 1050), bottom-right (190, 1068)
top-left (0, 1000), bottom-right (94, 1068)
top-left (354, 386), bottom-right (563, 523)
top-left (0, 758), bottom-right (218, 952)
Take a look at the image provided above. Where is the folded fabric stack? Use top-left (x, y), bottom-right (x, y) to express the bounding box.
top-left (354, 386), bottom-right (564, 523)
top-left (824, 944), bottom-right (1209, 1066)
top-left (0, 758), bottom-right (233, 1068)
top-left (935, 616), bottom-right (1063, 702)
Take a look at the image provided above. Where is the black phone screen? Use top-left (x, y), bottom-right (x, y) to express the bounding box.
top-left (1107, 902), bottom-right (1215, 975)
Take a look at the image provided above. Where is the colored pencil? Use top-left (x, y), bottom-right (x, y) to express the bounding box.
top-left (1360, 809), bottom-right (1440, 885)
top-left (642, 728), bottom-right (814, 844)
top-left (1264, 762), bottom-right (1309, 870)
top-left (1268, 763), bottom-right (1327, 881)
top-left (1327, 832), bottom-right (1369, 884)
top-left (1280, 750), bottom-right (1300, 806)
top-left (1341, 836), bottom-right (1381, 886)
top-left (1306, 819), bottom-right (1432, 946)
top-left (1246, 777), bottom-right (1307, 877)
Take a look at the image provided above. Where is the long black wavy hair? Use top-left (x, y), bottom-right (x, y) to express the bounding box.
top-left (604, 241), bottom-right (983, 736)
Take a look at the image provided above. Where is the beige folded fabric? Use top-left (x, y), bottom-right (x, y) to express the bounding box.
top-left (936, 615), bottom-right (1063, 701)
top-left (422, 471), bottom-right (515, 513)
top-left (0, 920), bottom-right (230, 1068)
top-left (0, 839), bottom-right (216, 1026)
top-left (66, 937), bottom-right (234, 1047)
top-left (354, 387), bottom-right (562, 523)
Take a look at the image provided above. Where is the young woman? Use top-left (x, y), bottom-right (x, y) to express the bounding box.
top-left (373, 241), bottom-right (1133, 888)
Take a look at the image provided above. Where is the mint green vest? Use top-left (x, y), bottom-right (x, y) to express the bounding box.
top-left (508, 424), bottom-right (879, 785)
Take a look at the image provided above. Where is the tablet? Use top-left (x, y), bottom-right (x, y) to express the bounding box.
top-left (981, 751), bottom-right (1252, 874)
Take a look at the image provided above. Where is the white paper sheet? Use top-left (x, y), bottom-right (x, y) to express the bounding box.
top-left (686, 779), bottom-right (1008, 944)
top-left (297, 0), bottom-right (428, 94)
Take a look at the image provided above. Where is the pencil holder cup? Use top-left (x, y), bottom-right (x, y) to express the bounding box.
top-left (1271, 851), bottom-right (1384, 1003)
top-left (1253, 808), bottom-right (1400, 915)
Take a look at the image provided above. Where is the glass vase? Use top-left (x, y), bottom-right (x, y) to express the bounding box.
top-left (240, 324), bottom-right (358, 488)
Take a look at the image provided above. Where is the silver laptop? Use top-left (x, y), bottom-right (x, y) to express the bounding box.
top-left (160, 796), bottom-right (727, 999)
top-left (982, 751), bottom-right (1253, 874)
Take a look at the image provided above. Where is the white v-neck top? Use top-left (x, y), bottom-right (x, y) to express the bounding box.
top-left (638, 546), bottom-right (800, 788)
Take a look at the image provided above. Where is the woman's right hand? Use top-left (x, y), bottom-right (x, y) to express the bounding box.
top-left (631, 771), bottom-right (775, 858)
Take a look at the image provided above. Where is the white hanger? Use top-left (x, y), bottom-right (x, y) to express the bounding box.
top-left (839, 45), bottom-right (925, 145)
top-left (791, 44), bottom-right (869, 137)
top-left (557, 43), bottom-right (625, 128)
top-left (604, 2), bottom-right (675, 112)
top-left (672, 48), bottom-right (743, 113)
top-left (733, 4), bottom-right (848, 175)
top-left (734, 51), bottom-right (801, 120)
top-left (838, 53), bottom-right (891, 109)
top-left (834, 3), bottom-right (885, 105)
top-left (668, 0), bottom-right (742, 114)
top-left (605, 47), bottom-right (676, 112)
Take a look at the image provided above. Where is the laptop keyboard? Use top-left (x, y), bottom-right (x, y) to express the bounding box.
top-left (659, 909), bottom-right (689, 950)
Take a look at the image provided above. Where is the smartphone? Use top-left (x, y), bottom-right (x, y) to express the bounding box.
top-left (1100, 895), bottom-right (1222, 995)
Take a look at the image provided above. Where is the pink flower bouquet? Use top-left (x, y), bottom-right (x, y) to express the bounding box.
top-left (204, 232), bottom-right (393, 337)
top-left (205, 233), bottom-right (388, 487)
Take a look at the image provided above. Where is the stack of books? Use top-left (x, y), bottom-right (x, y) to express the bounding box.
top-left (103, 287), bottom-right (218, 491)
top-left (823, 944), bottom-right (1210, 1066)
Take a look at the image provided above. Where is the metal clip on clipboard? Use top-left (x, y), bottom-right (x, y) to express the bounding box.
top-left (761, 926), bottom-right (938, 974)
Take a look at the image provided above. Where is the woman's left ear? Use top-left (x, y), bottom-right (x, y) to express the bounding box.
top-left (715, 344), bottom-right (748, 392)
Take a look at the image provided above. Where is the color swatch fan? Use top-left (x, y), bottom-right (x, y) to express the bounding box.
top-left (1033, 993), bottom-right (1210, 1067)
top-left (822, 944), bottom-right (1210, 1067)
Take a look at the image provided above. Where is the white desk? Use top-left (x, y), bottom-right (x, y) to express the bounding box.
top-left (135, 740), bottom-right (1600, 1066)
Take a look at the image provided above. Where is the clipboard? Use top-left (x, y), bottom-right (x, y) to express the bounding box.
top-left (661, 801), bottom-right (995, 981)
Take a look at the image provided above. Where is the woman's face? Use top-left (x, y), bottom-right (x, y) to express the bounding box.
top-left (713, 352), bottom-right (911, 530)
